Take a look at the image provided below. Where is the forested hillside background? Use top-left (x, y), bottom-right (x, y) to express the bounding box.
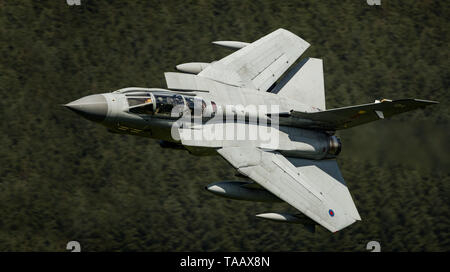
top-left (0, 0), bottom-right (448, 251)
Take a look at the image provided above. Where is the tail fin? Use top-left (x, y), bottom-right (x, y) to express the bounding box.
top-left (272, 58), bottom-right (326, 110)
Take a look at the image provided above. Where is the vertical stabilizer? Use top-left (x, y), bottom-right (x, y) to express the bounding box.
top-left (272, 58), bottom-right (326, 110)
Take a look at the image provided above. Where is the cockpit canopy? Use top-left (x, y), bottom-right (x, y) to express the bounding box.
top-left (125, 91), bottom-right (211, 118)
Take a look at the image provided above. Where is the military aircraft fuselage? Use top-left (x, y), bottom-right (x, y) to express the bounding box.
top-left (64, 28), bottom-right (438, 232)
top-left (65, 87), bottom-right (341, 160)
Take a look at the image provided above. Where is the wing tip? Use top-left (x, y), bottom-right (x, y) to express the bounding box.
top-left (275, 28), bottom-right (311, 47)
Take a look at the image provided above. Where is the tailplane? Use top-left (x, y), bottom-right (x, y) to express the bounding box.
top-left (272, 58), bottom-right (326, 110)
top-left (289, 99), bottom-right (438, 130)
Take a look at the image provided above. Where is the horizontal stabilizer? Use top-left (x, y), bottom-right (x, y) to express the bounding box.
top-left (290, 99), bottom-right (438, 130)
top-left (272, 58), bottom-right (326, 110)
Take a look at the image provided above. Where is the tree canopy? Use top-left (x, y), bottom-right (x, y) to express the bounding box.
top-left (0, 0), bottom-right (448, 251)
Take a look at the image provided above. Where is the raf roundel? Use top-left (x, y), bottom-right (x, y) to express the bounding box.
top-left (328, 209), bottom-right (335, 217)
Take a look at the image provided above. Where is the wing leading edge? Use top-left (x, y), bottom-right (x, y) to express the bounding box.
top-left (217, 147), bottom-right (360, 232)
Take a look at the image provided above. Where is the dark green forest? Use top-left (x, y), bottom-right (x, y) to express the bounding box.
top-left (0, 0), bottom-right (448, 251)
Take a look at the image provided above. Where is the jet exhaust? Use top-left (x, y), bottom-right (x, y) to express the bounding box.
top-left (328, 135), bottom-right (342, 156)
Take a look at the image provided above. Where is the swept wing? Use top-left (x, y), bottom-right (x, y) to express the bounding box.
top-left (198, 28), bottom-right (310, 91)
top-left (217, 146), bottom-right (360, 232)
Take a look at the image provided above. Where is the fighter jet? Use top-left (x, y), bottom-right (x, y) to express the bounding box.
top-left (65, 29), bottom-right (437, 232)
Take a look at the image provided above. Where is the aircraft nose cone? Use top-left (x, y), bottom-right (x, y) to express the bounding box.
top-left (65, 94), bottom-right (108, 122)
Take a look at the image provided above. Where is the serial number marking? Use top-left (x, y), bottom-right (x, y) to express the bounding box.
top-left (224, 256), bottom-right (270, 267)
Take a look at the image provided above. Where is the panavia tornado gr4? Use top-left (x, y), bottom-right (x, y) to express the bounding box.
top-left (65, 29), bottom-right (437, 232)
